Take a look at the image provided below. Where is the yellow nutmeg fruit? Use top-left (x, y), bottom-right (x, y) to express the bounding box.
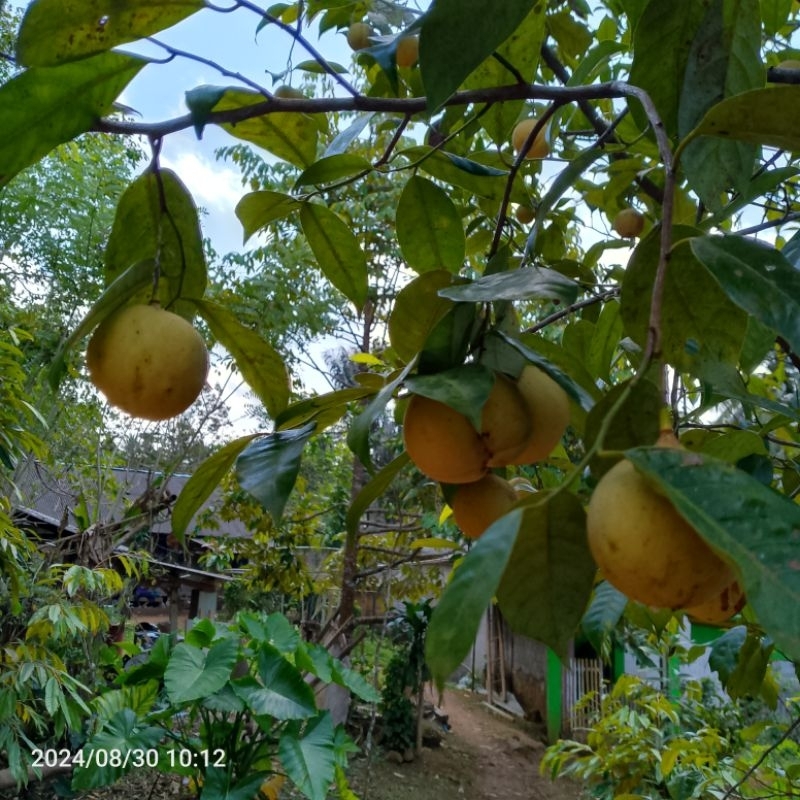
top-left (87, 303), bottom-right (208, 421)
top-left (586, 430), bottom-right (733, 609)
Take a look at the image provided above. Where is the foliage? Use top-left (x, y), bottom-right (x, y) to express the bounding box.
top-left (6, 0), bottom-right (800, 789)
top-left (75, 612), bottom-right (378, 800)
top-left (379, 600), bottom-right (432, 752)
top-left (542, 672), bottom-right (800, 800)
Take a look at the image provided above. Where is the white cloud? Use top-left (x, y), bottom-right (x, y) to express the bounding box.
top-left (163, 149), bottom-right (243, 215)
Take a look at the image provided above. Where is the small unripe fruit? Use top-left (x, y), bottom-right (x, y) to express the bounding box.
top-left (512, 118), bottom-right (550, 160)
top-left (452, 474), bottom-right (518, 540)
top-left (87, 304), bottom-right (208, 421)
top-left (347, 21), bottom-right (373, 51)
top-left (586, 430), bottom-right (733, 609)
top-left (514, 205), bottom-right (535, 224)
top-left (396, 36), bottom-right (419, 68)
top-left (612, 208), bottom-right (645, 238)
top-left (273, 85), bottom-right (305, 99)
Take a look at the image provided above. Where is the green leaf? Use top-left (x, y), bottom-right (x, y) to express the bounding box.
top-left (17, 0), bottom-right (204, 66)
top-left (72, 710), bottom-right (163, 790)
top-left (164, 637), bottom-right (239, 704)
top-left (324, 113), bottom-right (375, 157)
top-left (399, 147), bottom-right (520, 207)
top-left (345, 453), bottom-right (411, 538)
top-left (584, 378), bottom-right (662, 479)
top-left (396, 176), bottom-right (466, 274)
top-left (347, 363), bottom-right (415, 470)
top-left (105, 169), bottom-right (207, 319)
top-left (388, 271), bottom-right (457, 363)
top-left (275, 387), bottom-right (375, 432)
top-left (677, 0), bottom-right (762, 209)
top-left (236, 191), bottom-right (302, 243)
top-left (627, 446), bottom-right (800, 661)
top-left (236, 422), bottom-right (316, 524)
top-left (620, 227), bottom-right (748, 374)
top-left (300, 203), bottom-right (368, 311)
top-left (48, 259), bottom-right (154, 390)
top-left (527, 150), bottom-right (609, 253)
top-left (172, 434), bottom-right (259, 541)
top-left (463, 3), bottom-right (546, 145)
top-left (426, 511), bottom-right (522, 686)
top-left (690, 235), bottom-right (800, 355)
top-left (232, 645), bottom-right (316, 720)
top-left (185, 85), bottom-right (227, 138)
top-left (417, 302), bottom-right (477, 375)
top-left (496, 492), bottom-right (595, 657)
top-left (419, 0), bottom-right (543, 110)
top-left (628, 0), bottom-right (712, 138)
top-left (214, 88), bottom-right (318, 168)
top-left (493, 331), bottom-right (595, 411)
top-left (438, 266), bottom-right (578, 306)
top-left (295, 154), bottom-right (371, 188)
top-left (193, 298), bottom-right (290, 418)
top-left (0, 51), bottom-right (145, 188)
top-left (709, 627), bottom-right (775, 703)
top-left (404, 363), bottom-right (494, 431)
top-left (201, 769), bottom-right (267, 800)
top-left (581, 581), bottom-right (628, 654)
top-left (682, 86), bottom-right (800, 152)
top-left (279, 712), bottom-right (336, 800)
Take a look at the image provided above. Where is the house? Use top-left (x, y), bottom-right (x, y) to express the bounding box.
top-left (8, 456), bottom-right (248, 628)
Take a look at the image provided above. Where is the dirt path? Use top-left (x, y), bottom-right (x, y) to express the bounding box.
top-left (349, 689), bottom-right (580, 800)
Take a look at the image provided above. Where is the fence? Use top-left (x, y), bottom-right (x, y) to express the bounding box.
top-left (562, 656), bottom-right (605, 737)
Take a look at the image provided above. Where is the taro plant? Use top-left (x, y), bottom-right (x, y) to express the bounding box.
top-left (72, 611), bottom-right (378, 800)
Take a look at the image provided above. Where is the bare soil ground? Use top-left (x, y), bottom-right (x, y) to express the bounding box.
top-left (347, 689), bottom-right (580, 800)
top-left (6, 689), bottom-right (578, 800)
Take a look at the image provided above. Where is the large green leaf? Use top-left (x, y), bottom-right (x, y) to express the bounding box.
top-left (584, 378), bottom-right (662, 479)
top-left (193, 299), bottom-right (290, 418)
top-left (463, 3), bottom-right (546, 145)
top-left (690, 235), bottom-right (800, 355)
top-left (17, 0), bottom-right (204, 66)
top-left (682, 85), bottom-right (800, 152)
top-left (214, 89), bottom-right (318, 168)
top-left (236, 190), bottom-right (301, 243)
top-left (300, 203), bottom-right (368, 311)
top-left (345, 453), bottom-right (411, 538)
top-left (275, 387), bottom-right (375, 432)
top-left (708, 626), bottom-right (777, 705)
top-left (48, 259), bottom-right (154, 390)
top-left (279, 713), bottom-right (336, 800)
top-left (200, 769), bottom-right (267, 800)
top-left (678, 0), bottom-right (762, 209)
top-left (496, 492), bottom-right (595, 658)
top-left (0, 51), bottom-right (145, 187)
top-left (72, 710), bottom-right (163, 790)
top-left (396, 176), bottom-right (466, 274)
top-left (232, 645), bottom-right (316, 720)
top-left (347, 363), bottom-right (415, 469)
top-left (164, 638), bottom-right (239, 704)
top-left (628, 0), bottom-right (712, 138)
top-left (627, 446), bottom-right (800, 662)
top-left (105, 169), bottom-right (207, 319)
top-left (171, 434), bottom-right (260, 542)
top-left (580, 581), bottom-right (628, 655)
top-left (426, 510), bottom-right (522, 687)
top-left (236, 422), bottom-right (316, 524)
top-left (295, 154), bottom-right (371, 188)
top-left (388, 271), bottom-right (457, 363)
top-left (417, 302), bottom-right (478, 375)
top-left (439, 266), bottom-right (579, 306)
top-left (419, 0), bottom-right (542, 111)
top-left (620, 227), bottom-right (748, 374)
